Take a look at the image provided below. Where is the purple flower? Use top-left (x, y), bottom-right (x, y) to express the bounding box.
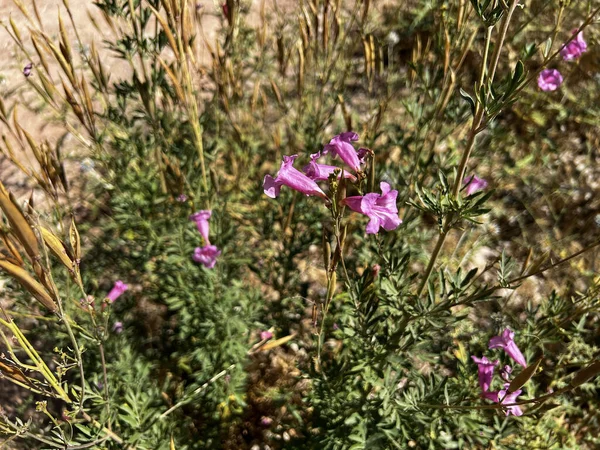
top-left (333, 323), bottom-right (339, 330)
top-left (189, 210), bottom-right (212, 245)
top-left (472, 355), bottom-right (499, 393)
top-left (177, 194), bottom-right (188, 202)
top-left (320, 132), bottom-right (364, 172)
top-left (463, 175), bottom-right (488, 196)
top-left (193, 245), bottom-right (221, 269)
top-left (303, 154), bottom-right (357, 182)
top-left (106, 280), bottom-right (128, 303)
top-left (23, 63), bottom-right (33, 77)
top-left (482, 384), bottom-right (523, 417)
top-left (260, 416), bottom-right (273, 427)
top-left (500, 365), bottom-right (513, 382)
top-left (560, 30), bottom-right (587, 61)
top-left (489, 328), bottom-right (527, 368)
top-left (537, 69), bottom-right (563, 92)
top-left (260, 330), bottom-right (273, 340)
top-left (342, 181), bottom-right (402, 234)
top-left (263, 155), bottom-right (327, 199)
top-left (113, 322), bottom-right (123, 333)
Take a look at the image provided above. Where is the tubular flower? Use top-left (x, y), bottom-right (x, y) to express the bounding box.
top-left (463, 175), bottom-right (488, 195)
top-left (343, 181), bottom-right (402, 234)
top-left (560, 30), bottom-right (587, 61)
top-left (189, 210), bottom-right (212, 245)
top-left (193, 245), bottom-right (221, 269)
top-left (321, 132), bottom-right (364, 172)
top-left (537, 69), bottom-right (563, 92)
top-left (489, 328), bottom-right (527, 368)
top-left (106, 280), bottom-right (128, 303)
top-left (303, 154), bottom-right (357, 182)
top-left (263, 155), bottom-right (327, 199)
top-left (472, 356), bottom-right (499, 392)
top-left (482, 384), bottom-right (523, 417)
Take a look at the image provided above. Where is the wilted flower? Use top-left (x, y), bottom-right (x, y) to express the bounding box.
top-left (189, 210), bottom-right (212, 245)
top-left (193, 245), bottom-right (221, 269)
top-left (560, 30), bottom-right (587, 61)
top-left (482, 384), bottom-right (523, 417)
top-left (177, 194), bottom-right (188, 202)
top-left (320, 132), bottom-right (364, 173)
top-left (260, 330), bottom-right (273, 340)
top-left (472, 355), bottom-right (499, 392)
top-left (537, 69), bottom-right (563, 92)
top-left (463, 175), bottom-right (488, 196)
top-left (263, 155), bottom-right (327, 199)
top-left (222, 3), bottom-right (229, 21)
top-left (303, 154), bottom-right (357, 182)
top-left (343, 181), bottom-right (402, 234)
top-left (106, 281), bottom-right (128, 303)
top-left (113, 322), bottom-right (123, 334)
top-left (23, 63), bottom-right (33, 77)
top-left (489, 328), bottom-right (527, 368)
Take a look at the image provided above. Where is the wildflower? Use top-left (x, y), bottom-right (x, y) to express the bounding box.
top-left (537, 69), bottom-right (563, 92)
top-left (560, 30), bottom-right (587, 61)
top-left (189, 210), bottom-right (212, 245)
top-left (23, 63), bottom-right (33, 77)
top-left (482, 384), bottom-right (523, 417)
top-left (193, 245), bottom-right (221, 269)
top-left (463, 175), bottom-right (488, 196)
top-left (260, 330), bottom-right (273, 340)
top-left (303, 154), bottom-right (357, 182)
top-left (472, 355), bottom-right (499, 392)
top-left (372, 264), bottom-right (381, 278)
top-left (263, 155), bottom-right (327, 199)
top-left (113, 322), bottom-right (123, 334)
top-left (342, 181), bottom-right (402, 234)
top-left (489, 328), bottom-right (527, 368)
top-left (177, 194), bottom-right (188, 202)
top-left (106, 280), bottom-right (128, 303)
top-left (320, 132), bottom-right (364, 172)
top-left (500, 365), bottom-right (513, 382)
top-left (260, 416), bottom-right (273, 427)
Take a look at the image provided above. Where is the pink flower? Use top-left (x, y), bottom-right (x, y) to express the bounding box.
top-left (189, 210), bottom-right (212, 245)
top-left (463, 175), bottom-right (488, 195)
top-left (537, 69), bottom-right (563, 92)
top-left (113, 322), bottom-right (123, 333)
top-left (343, 181), bottom-right (402, 234)
top-left (23, 63), bottom-right (33, 77)
top-left (482, 384), bottom-right (523, 417)
top-left (500, 365), bottom-right (513, 382)
top-left (319, 132), bottom-right (364, 173)
top-left (560, 30), bottom-right (587, 61)
top-left (260, 330), bottom-right (273, 340)
top-left (106, 280), bottom-right (128, 303)
top-left (193, 245), bottom-right (221, 269)
top-left (177, 194), bottom-right (188, 202)
top-left (263, 155), bottom-right (327, 199)
top-left (472, 355), bottom-right (499, 392)
top-left (489, 328), bottom-right (527, 368)
top-left (303, 154), bottom-right (357, 182)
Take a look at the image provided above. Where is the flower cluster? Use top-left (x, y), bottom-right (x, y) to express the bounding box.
top-left (190, 210), bottom-right (221, 269)
top-left (472, 328), bottom-right (527, 416)
top-left (263, 132), bottom-right (402, 235)
top-left (538, 30), bottom-right (587, 92)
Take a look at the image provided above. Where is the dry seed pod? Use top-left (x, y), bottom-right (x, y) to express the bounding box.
top-left (0, 259), bottom-right (56, 312)
top-left (0, 360), bottom-right (29, 384)
top-left (327, 271), bottom-right (337, 301)
top-left (0, 230), bottom-right (24, 266)
top-left (0, 182), bottom-right (40, 261)
top-left (69, 217), bottom-right (81, 261)
top-left (40, 227), bottom-right (72, 269)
